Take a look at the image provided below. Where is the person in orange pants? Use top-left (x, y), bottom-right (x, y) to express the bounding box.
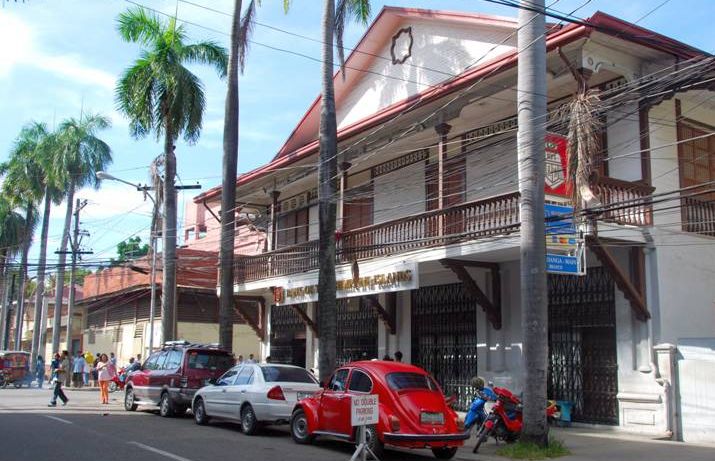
top-left (96, 354), bottom-right (112, 404)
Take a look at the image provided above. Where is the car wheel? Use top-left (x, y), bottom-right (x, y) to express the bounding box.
top-left (108, 381), bottom-right (118, 393)
top-left (193, 398), bottom-right (210, 425)
top-left (290, 409), bottom-right (314, 444)
top-left (159, 392), bottom-right (175, 417)
top-left (364, 425), bottom-right (384, 460)
top-left (431, 447), bottom-right (458, 460)
top-left (241, 405), bottom-right (259, 435)
top-left (124, 387), bottom-right (138, 411)
top-left (14, 381), bottom-right (22, 389)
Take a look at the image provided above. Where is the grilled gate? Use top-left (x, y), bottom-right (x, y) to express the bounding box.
top-left (411, 283), bottom-right (478, 411)
top-left (548, 267), bottom-right (619, 425)
top-left (270, 304), bottom-right (307, 366)
top-left (336, 298), bottom-right (378, 365)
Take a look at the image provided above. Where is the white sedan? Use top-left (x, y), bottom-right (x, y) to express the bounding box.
top-left (192, 363), bottom-right (320, 434)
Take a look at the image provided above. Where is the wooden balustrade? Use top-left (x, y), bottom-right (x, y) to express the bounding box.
top-left (234, 179), bottom-right (656, 285)
top-left (593, 176), bottom-right (655, 226)
top-left (682, 195), bottom-right (715, 237)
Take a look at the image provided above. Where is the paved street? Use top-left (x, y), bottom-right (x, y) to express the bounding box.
top-left (1, 387), bottom-right (714, 461)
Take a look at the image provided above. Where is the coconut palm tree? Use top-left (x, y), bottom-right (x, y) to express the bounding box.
top-left (0, 122), bottom-right (51, 349)
top-left (0, 202), bottom-right (25, 349)
top-left (115, 7), bottom-right (227, 343)
top-left (218, 0), bottom-right (257, 351)
top-left (313, 0), bottom-right (371, 383)
top-left (50, 113), bottom-right (112, 353)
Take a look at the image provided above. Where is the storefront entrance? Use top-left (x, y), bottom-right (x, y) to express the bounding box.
top-left (336, 297), bottom-right (378, 365)
top-left (548, 267), bottom-right (619, 425)
top-left (411, 283), bottom-right (478, 411)
top-left (269, 304), bottom-right (307, 367)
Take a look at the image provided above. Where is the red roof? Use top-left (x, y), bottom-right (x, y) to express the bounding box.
top-left (193, 8), bottom-right (707, 204)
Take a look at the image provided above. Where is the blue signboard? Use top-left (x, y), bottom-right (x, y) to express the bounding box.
top-left (544, 204), bottom-right (575, 234)
top-left (546, 254), bottom-right (580, 275)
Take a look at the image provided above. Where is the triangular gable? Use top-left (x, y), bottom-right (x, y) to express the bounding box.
top-left (274, 7), bottom-right (520, 159)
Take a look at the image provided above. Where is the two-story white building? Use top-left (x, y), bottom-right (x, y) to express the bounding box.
top-left (186, 7), bottom-right (715, 442)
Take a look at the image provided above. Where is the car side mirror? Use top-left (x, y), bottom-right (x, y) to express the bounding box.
top-left (208, 378), bottom-right (217, 385)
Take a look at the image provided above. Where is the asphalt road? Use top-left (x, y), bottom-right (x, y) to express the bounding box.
top-left (0, 387), bottom-right (436, 461)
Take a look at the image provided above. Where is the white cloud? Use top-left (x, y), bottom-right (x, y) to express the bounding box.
top-left (0, 11), bottom-right (115, 90)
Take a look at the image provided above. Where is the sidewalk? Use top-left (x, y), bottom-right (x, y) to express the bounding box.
top-left (453, 427), bottom-right (715, 461)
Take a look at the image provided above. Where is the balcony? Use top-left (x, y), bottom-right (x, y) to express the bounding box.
top-left (234, 178), bottom-right (654, 285)
top-left (682, 195), bottom-right (715, 237)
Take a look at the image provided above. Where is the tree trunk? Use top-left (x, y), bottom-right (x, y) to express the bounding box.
top-left (52, 183), bottom-right (74, 353)
top-left (517, 0), bottom-right (549, 446)
top-left (14, 205), bottom-right (34, 350)
top-left (0, 251), bottom-right (8, 349)
top-left (218, 0), bottom-right (243, 352)
top-left (31, 190), bottom-right (52, 366)
top-left (162, 125), bottom-right (177, 343)
top-left (317, 0), bottom-right (338, 385)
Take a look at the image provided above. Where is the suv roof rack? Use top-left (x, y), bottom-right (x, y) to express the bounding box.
top-left (161, 341), bottom-right (230, 352)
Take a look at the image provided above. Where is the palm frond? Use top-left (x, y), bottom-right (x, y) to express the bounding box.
top-left (237, 0), bottom-right (257, 74)
top-left (183, 41), bottom-right (228, 78)
top-left (117, 7), bottom-right (164, 45)
top-left (562, 90), bottom-right (602, 216)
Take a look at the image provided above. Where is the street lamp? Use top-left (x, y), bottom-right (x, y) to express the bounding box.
top-left (96, 171), bottom-right (160, 354)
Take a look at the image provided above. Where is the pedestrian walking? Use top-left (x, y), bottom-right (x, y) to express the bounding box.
top-left (246, 353), bottom-right (256, 364)
top-left (237, 354), bottom-right (244, 365)
top-left (394, 351), bottom-right (403, 363)
top-left (35, 355), bottom-right (45, 389)
top-left (48, 353), bottom-right (69, 407)
top-left (61, 351), bottom-right (72, 387)
top-left (96, 353), bottom-right (112, 404)
top-left (92, 352), bottom-right (100, 387)
top-left (83, 360), bottom-right (90, 386)
top-left (109, 352), bottom-right (117, 366)
top-left (72, 351), bottom-right (85, 388)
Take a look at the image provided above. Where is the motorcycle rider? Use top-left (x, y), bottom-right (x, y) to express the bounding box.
top-left (464, 376), bottom-right (497, 430)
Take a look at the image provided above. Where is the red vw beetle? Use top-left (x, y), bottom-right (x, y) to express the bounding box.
top-left (289, 361), bottom-right (468, 459)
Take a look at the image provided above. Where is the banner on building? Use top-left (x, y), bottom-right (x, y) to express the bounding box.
top-left (544, 133), bottom-right (571, 197)
top-left (274, 261), bottom-right (418, 306)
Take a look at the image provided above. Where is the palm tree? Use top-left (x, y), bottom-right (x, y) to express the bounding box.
top-left (0, 202), bottom-right (25, 349)
top-left (50, 114), bottom-right (112, 353)
top-left (314, 0), bottom-right (371, 383)
top-left (219, 0), bottom-right (257, 351)
top-left (115, 7), bottom-right (227, 343)
top-left (0, 122), bottom-right (50, 350)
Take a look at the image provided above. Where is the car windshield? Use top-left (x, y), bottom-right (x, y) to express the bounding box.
top-left (187, 352), bottom-right (234, 370)
top-left (386, 372), bottom-right (439, 391)
top-left (261, 366), bottom-right (318, 384)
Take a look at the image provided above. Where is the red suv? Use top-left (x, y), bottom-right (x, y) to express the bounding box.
top-left (124, 342), bottom-right (234, 417)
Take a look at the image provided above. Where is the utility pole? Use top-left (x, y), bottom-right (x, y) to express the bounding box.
top-left (517, 0), bottom-right (549, 447)
top-left (57, 199), bottom-right (92, 354)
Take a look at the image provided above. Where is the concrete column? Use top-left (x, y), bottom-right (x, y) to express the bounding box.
top-left (654, 343), bottom-right (678, 440)
top-left (396, 291), bottom-right (412, 364)
top-left (305, 302), bottom-right (319, 371)
top-left (261, 295), bottom-right (273, 362)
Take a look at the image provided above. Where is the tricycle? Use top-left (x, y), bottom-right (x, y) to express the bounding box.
top-left (0, 351), bottom-right (34, 388)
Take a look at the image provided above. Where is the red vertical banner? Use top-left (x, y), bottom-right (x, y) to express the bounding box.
top-left (544, 133), bottom-right (571, 197)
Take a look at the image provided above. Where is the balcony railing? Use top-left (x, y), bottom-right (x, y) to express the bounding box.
top-left (592, 176), bottom-right (655, 226)
top-left (233, 178), bottom-right (654, 284)
top-left (682, 195), bottom-right (715, 237)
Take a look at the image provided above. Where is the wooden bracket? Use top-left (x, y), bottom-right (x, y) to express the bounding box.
top-left (587, 236), bottom-right (650, 321)
top-left (202, 200), bottom-right (221, 223)
top-left (441, 259), bottom-right (502, 329)
top-left (291, 305), bottom-right (319, 338)
top-left (365, 295), bottom-right (396, 334)
top-left (233, 296), bottom-right (265, 341)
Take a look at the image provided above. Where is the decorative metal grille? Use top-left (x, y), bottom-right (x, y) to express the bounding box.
top-left (270, 304), bottom-right (307, 366)
top-left (411, 283), bottom-right (478, 411)
top-left (548, 267), bottom-right (619, 425)
top-left (336, 298), bottom-right (378, 365)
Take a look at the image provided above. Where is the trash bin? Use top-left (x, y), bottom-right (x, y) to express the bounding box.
top-left (556, 400), bottom-right (573, 426)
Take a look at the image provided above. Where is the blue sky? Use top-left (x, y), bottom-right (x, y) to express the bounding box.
top-left (1, 0), bottom-right (713, 270)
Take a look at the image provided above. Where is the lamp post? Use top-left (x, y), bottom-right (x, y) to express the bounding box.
top-left (96, 171), bottom-right (159, 354)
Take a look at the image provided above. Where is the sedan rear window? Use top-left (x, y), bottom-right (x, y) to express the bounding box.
top-left (187, 352), bottom-right (234, 370)
top-left (261, 366), bottom-right (318, 384)
top-left (386, 372), bottom-right (438, 391)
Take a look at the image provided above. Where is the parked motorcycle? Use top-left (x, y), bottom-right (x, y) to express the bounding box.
top-left (464, 385), bottom-right (497, 430)
top-left (472, 387), bottom-right (559, 453)
top-left (108, 367), bottom-right (127, 393)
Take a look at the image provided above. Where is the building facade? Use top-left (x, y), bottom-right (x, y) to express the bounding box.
top-left (186, 8), bottom-right (715, 442)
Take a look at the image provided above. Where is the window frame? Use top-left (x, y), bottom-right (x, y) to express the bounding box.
top-left (347, 369), bottom-right (373, 394)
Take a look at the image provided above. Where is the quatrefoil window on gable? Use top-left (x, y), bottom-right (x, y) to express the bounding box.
top-left (390, 27), bottom-right (413, 65)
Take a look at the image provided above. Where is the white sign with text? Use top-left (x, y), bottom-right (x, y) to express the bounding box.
top-left (351, 394), bottom-right (379, 426)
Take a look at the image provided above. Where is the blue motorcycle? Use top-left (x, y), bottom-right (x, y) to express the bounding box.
top-left (464, 386), bottom-right (497, 430)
